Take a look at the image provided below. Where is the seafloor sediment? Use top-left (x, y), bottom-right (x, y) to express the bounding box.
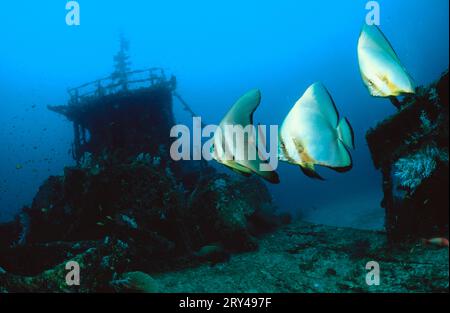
top-left (156, 221), bottom-right (449, 293)
top-left (1, 220), bottom-right (447, 293)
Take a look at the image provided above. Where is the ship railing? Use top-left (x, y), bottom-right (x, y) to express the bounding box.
top-left (67, 68), bottom-right (176, 106)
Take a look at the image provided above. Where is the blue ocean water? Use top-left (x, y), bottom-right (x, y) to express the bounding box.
top-left (0, 0), bottom-right (448, 228)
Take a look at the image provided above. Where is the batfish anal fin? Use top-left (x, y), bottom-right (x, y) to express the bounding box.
top-left (300, 163), bottom-right (324, 180)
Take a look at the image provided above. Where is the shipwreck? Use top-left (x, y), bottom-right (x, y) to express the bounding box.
top-left (366, 71), bottom-right (449, 242)
top-left (0, 37), bottom-right (281, 292)
top-left (0, 37), bottom-right (447, 293)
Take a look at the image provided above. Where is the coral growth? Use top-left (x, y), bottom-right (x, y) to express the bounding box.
top-left (393, 145), bottom-right (447, 191)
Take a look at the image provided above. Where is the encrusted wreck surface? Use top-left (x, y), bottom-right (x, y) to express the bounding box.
top-left (366, 71), bottom-right (449, 242)
top-left (0, 157), bottom-right (279, 278)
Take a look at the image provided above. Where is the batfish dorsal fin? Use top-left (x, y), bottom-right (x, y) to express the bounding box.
top-left (292, 83), bottom-right (339, 128)
top-left (359, 24), bottom-right (401, 64)
top-left (222, 89), bottom-right (261, 126)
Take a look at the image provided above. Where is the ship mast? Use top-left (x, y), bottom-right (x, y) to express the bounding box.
top-left (111, 34), bottom-right (131, 91)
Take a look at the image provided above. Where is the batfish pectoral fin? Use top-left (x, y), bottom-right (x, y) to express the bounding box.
top-left (223, 161), bottom-right (253, 177)
top-left (229, 166), bottom-right (252, 177)
top-left (299, 163), bottom-right (324, 180)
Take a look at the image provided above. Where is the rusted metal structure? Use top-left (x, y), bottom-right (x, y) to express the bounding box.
top-left (48, 68), bottom-right (178, 163)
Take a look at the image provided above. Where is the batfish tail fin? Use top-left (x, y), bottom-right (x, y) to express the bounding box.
top-left (337, 117), bottom-right (355, 150)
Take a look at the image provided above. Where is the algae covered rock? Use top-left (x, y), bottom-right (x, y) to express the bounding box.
top-left (188, 174), bottom-right (275, 252)
top-left (0, 150), bottom-right (278, 291)
top-left (0, 237), bottom-right (130, 292)
top-left (14, 162), bottom-right (184, 245)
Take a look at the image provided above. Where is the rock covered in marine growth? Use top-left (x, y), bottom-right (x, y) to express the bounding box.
top-left (187, 174), bottom-right (278, 253)
top-left (0, 70), bottom-right (282, 291)
top-left (0, 237), bottom-right (129, 292)
top-left (366, 71), bottom-right (449, 242)
top-left (0, 149), bottom-right (280, 291)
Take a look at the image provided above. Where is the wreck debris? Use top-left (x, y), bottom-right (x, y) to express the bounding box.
top-left (366, 71), bottom-right (449, 242)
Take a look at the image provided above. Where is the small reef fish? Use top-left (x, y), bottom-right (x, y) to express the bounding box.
top-left (211, 89), bottom-right (280, 184)
top-left (279, 82), bottom-right (354, 179)
top-left (194, 243), bottom-right (230, 264)
top-left (357, 24), bottom-right (415, 98)
top-left (422, 237), bottom-right (449, 248)
top-left (15, 164), bottom-right (23, 170)
top-left (111, 271), bottom-right (160, 293)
